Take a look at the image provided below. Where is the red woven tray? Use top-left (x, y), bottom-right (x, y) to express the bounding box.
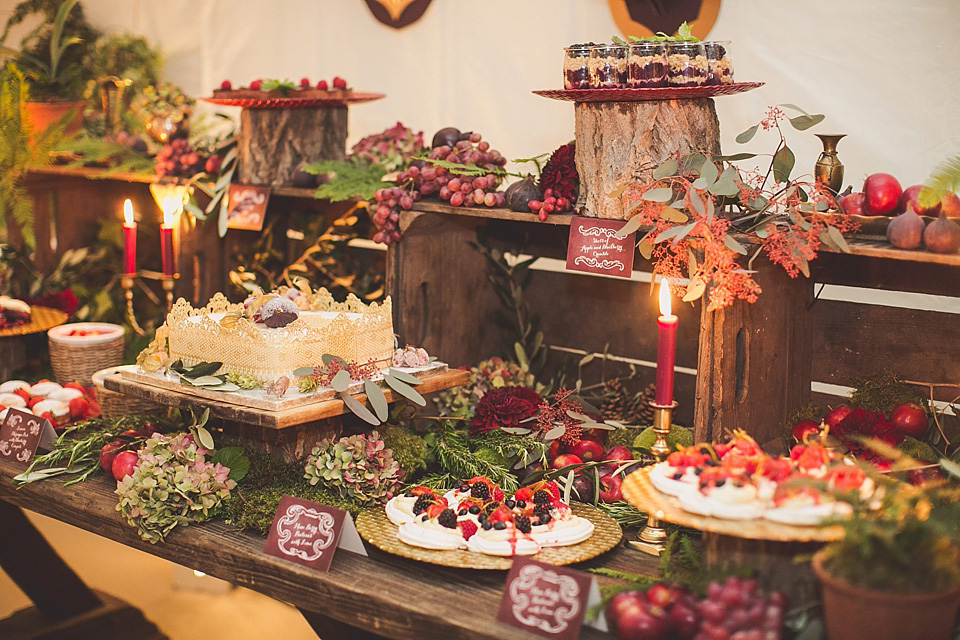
top-left (533, 82), bottom-right (764, 102)
top-left (203, 92), bottom-right (385, 109)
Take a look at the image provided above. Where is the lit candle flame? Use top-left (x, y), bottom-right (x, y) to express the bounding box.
top-left (123, 199), bottom-right (134, 226)
top-left (659, 279), bottom-right (673, 317)
top-left (162, 196), bottom-right (178, 228)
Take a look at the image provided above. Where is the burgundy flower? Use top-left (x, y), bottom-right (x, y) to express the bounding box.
top-left (26, 288), bottom-right (79, 317)
top-left (469, 387), bottom-right (541, 435)
top-left (833, 408), bottom-right (885, 437)
top-left (538, 142), bottom-right (579, 201)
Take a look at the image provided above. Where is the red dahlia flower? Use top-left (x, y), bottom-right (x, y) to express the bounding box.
top-left (469, 386), bottom-right (541, 435)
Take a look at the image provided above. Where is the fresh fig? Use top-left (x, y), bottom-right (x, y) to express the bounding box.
top-left (291, 160), bottom-right (317, 188)
top-left (504, 176), bottom-right (543, 212)
top-left (886, 208), bottom-right (925, 250)
top-left (923, 212), bottom-right (960, 253)
top-left (431, 127), bottom-right (460, 149)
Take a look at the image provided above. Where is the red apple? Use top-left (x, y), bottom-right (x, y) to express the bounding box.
top-left (598, 472), bottom-right (624, 503)
top-left (900, 185), bottom-right (941, 216)
top-left (941, 192), bottom-right (960, 217)
top-left (547, 439), bottom-right (566, 463)
top-left (790, 419), bottom-right (820, 442)
top-left (823, 404), bottom-right (852, 429)
top-left (111, 450), bottom-right (138, 481)
top-left (570, 438), bottom-right (604, 462)
top-left (890, 402), bottom-right (928, 438)
top-left (99, 440), bottom-right (125, 473)
top-left (603, 445), bottom-right (635, 465)
top-left (862, 173), bottom-right (903, 216)
top-left (839, 191), bottom-right (864, 216)
top-left (550, 453), bottom-right (583, 471)
top-left (607, 590), bottom-right (645, 621)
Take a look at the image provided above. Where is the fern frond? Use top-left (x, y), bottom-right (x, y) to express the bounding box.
top-left (305, 158), bottom-right (385, 202)
top-left (923, 154), bottom-right (960, 206)
top-left (11, 186), bottom-right (35, 248)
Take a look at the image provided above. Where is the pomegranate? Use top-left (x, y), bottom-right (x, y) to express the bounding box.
top-left (839, 191), bottom-right (864, 216)
top-left (861, 173), bottom-right (903, 216)
top-left (899, 185), bottom-right (940, 216)
top-left (889, 403), bottom-right (928, 438)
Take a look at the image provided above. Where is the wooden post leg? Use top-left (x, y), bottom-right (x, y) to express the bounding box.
top-left (298, 608), bottom-right (389, 640)
top-left (0, 501), bottom-right (101, 619)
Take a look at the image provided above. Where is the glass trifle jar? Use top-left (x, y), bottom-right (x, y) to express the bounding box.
top-left (627, 41), bottom-right (667, 88)
top-left (563, 43), bottom-right (593, 89)
top-left (666, 41), bottom-right (708, 86)
top-left (704, 41), bottom-right (734, 85)
top-left (589, 44), bottom-right (628, 89)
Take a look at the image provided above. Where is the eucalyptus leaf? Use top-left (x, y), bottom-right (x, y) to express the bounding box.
top-left (365, 381), bottom-right (389, 421)
top-left (383, 374), bottom-right (426, 406)
top-left (700, 159), bottom-right (719, 184)
top-left (293, 366), bottom-right (316, 377)
top-left (735, 124), bottom-right (759, 144)
top-left (322, 354), bottom-right (347, 366)
top-left (579, 353), bottom-right (595, 367)
top-left (788, 114), bottom-right (825, 131)
top-left (615, 214), bottom-right (644, 239)
top-left (191, 375), bottom-right (225, 386)
top-left (544, 423), bottom-right (567, 441)
top-left (606, 183), bottom-right (629, 199)
top-left (683, 278), bottom-right (707, 302)
top-left (772, 145), bottom-right (796, 183)
top-left (195, 425), bottom-right (215, 450)
top-left (715, 152), bottom-right (757, 162)
top-left (387, 369), bottom-right (423, 385)
top-left (827, 225), bottom-right (850, 253)
top-left (778, 103), bottom-right (809, 115)
top-left (340, 391), bottom-right (380, 425)
top-left (211, 382), bottom-right (241, 392)
top-left (723, 235), bottom-right (748, 255)
top-left (692, 177), bottom-right (708, 190)
top-left (660, 207), bottom-right (688, 223)
top-left (638, 237), bottom-right (654, 260)
top-left (501, 427), bottom-right (534, 435)
top-left (562, 469), bottom-right (576, 504)
top-left (652, 158), bottom-right (678, 180)
top-left (566, 410), bottom-right (593, 423)
top-left (688, 190), bottom-right (706, 216)
top-left (641, 187), bottom-right (674, 202)
top-left (331, 369), bottom-right (351, 392)
top-left (941, 458), bottom-right (960, 480)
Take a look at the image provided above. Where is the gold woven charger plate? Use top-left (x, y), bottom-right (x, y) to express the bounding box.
top-left (0, 306), bottom-right (68, 338)
top-left (621, 467), bottom-right (843, 542)
top-left (355, 502), bottom-right (622, 570)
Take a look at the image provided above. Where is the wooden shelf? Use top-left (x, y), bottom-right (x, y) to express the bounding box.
top-left (412, 201), bottom-right (575, 226)
top-left (842, 238), bottom-right (960, 266)
top-left (104, 368), bottom-right (470, 429)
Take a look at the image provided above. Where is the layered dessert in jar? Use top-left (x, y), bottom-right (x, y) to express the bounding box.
top-left (588, 44), bottom-right (628, 88)
top-left (704, 41), bottom-right (734, 85)
top-left (666, 41), bottom-right (708, 86)
top-left (627, 41), bottom-right (667, 88)
top-left (563, 43), bottom-right (594, 89)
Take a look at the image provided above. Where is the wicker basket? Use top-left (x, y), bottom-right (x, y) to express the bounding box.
top-left (48, 323), bottom-right (125, 385)
top-left (92, 365), bottom-right (164, 418)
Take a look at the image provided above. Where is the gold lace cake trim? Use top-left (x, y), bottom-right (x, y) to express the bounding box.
top-left (166, 290), bottom-right (394, 382)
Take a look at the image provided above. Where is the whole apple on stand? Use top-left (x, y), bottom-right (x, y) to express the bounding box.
top-left (861, 173), bottom-right (903, 216)
top-left (889, 402), bottom-right (928, 438)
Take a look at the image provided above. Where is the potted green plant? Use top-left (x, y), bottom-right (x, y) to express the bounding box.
top-left (0, 0), bottom-right (86, 135)
top-left (812, 444), bottom-right (960, 640)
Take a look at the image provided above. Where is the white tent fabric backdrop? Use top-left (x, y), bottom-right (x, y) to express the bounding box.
top-left (4, 0), bottom-right (959, 188)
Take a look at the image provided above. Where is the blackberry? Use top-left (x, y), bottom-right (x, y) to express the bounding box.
top-left (533, 489), bottom-right (552, 505)
top-left (533, 504), bottom-right (551, 519)
top-left (468, 505), bottom-right (481, 515)
top-left (482, 520), bottom-right (493, 530)
top-left (493, 521), bottom-right (507, 530)
top-left (437, 508), bottom-right (457, 529)
top-left (484, 501), bottom-right (500, 515)
top-left (470, 482), bottom-right (490, 499)
top-left (515, 514), bottom-right (532, 534)
top-left (412, 494), bottom-right (433, 515)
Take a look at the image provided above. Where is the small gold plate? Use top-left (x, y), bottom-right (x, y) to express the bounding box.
top-left (356, 502), bottom-right (623, 570)
top-left (0, 306), bottom-right (68, 338)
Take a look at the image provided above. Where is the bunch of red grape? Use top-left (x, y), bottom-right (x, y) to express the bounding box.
top-left (606, 577), bottom-right (786, 640)
top-left (528, 187), bottom-right (574, 221)
top-left (155, 138), bottom-right (205, 177)
top-left (371, 132), bottom-right (508, 245)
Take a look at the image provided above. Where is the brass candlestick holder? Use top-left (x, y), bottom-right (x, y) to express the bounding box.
top-left (120, 271), bottom-right (178, 336)
top-left (627, 400), bottom-right (677, 556)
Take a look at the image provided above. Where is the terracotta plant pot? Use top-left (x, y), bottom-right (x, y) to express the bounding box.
top-left (24, 100), bottom-right (84, 139)
top-left (812, 549), bottom-right (960, 640)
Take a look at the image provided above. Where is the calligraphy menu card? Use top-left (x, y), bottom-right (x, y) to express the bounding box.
top-left (566, 216), bottom-right (635, 278)
top-left (263, 495), bottom-right (366, 571)
top-left (0, 408), bottom-right (57, 466)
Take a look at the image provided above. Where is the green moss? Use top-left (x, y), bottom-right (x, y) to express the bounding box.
top-left (473, 446), bottom-right (510, 469)
top-left (381, 424), bottom-right (428, 475)
top-left (849, 370), bottom-right (925, 415)
top-left (898, 436), bottom-right (940, 463)
top-left (606, 427), bottom-right (636, 449)
top-left (633, 425), bottom-right (693, 451)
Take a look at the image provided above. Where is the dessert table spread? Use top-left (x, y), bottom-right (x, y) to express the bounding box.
top-left (0, 458), bottom-right (658, 639)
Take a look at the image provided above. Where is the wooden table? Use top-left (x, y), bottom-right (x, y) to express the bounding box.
top-left (0, 459), bottom-right (658, 639)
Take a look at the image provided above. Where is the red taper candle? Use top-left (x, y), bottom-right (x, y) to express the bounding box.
top-left (122, 199), bottom-right (137, 275)
top-left (160, 196), bottom-right (176, 277)
top-left (654, 280), bottom-right (677, 406)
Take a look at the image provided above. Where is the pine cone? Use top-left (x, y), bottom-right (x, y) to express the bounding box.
top-left (598, 378), bottom-right (626, 421)
top-left (629, 383), bottom-right (658, 426)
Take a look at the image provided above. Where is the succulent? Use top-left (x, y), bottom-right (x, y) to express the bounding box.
top-left (433, 357), bottom-right (535, 417)
top-left (304, 431), bottom-right (404, 505)
top-left (115, 432), bottom-right (236, 544)
top-left (350, 122), bottom-right (425, 173)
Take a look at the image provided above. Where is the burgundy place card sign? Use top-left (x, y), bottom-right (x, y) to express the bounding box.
top-left (0, 407), bottom-right (57, 466)
top-left (263, 495), bottom-right (367, 571)
top-left (496, 557), bottom-right (607, 638)
top-left (566, 216), bottom-right (636, 278)
top-left (226, 184), bottom-right (271, 231)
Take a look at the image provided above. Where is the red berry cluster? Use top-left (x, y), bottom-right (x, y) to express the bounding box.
top-left (607, 577), bottom-right (787, 640)
top-left (527, 187), bottom-right (574, 222)
top-left (312, 358), bottom-right (379, 386)
top-left (371, 132), bottom-right (508, 245)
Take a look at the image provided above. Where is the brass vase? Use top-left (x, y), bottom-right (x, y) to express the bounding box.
top-left (814, 134), bottom-right (846, 194)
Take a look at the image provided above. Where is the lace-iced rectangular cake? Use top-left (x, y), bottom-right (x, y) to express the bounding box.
top-left (166, 290), bottom-right (394, 382)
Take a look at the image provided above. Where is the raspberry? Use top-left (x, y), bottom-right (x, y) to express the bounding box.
top-left (437, 508), bottom-right (457, 529)
top-left (459, 520), bottom-right (478, 540)
top-left (332, 76), bottom-right (347, 89)
top-left (533, 489), bottom-right (552, 505)
top-left (299, 77), bottom-right (311, 88)
top-left (492, 488), bottom-right (504, 502)
top-left (412, 494), bottom-right (433, 515)
top-left (249, 79), bottom-right (262, 90)
top-left (542, 481), bottom-right (561, 500)
top-left (219, 79), bottom-right (232, 90)
top-left (515, 514), bottom-right (532, 534)
top-left (68, 396), bottom-right (89, 420)
top-left (488, 505), bottom-right (513, 523)
top-left (513, 487), bottom-right (533, 502)
top-left (470, 482), bottom-right (490, 500)
top-left (316, 80), bottom-right (328, 90)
